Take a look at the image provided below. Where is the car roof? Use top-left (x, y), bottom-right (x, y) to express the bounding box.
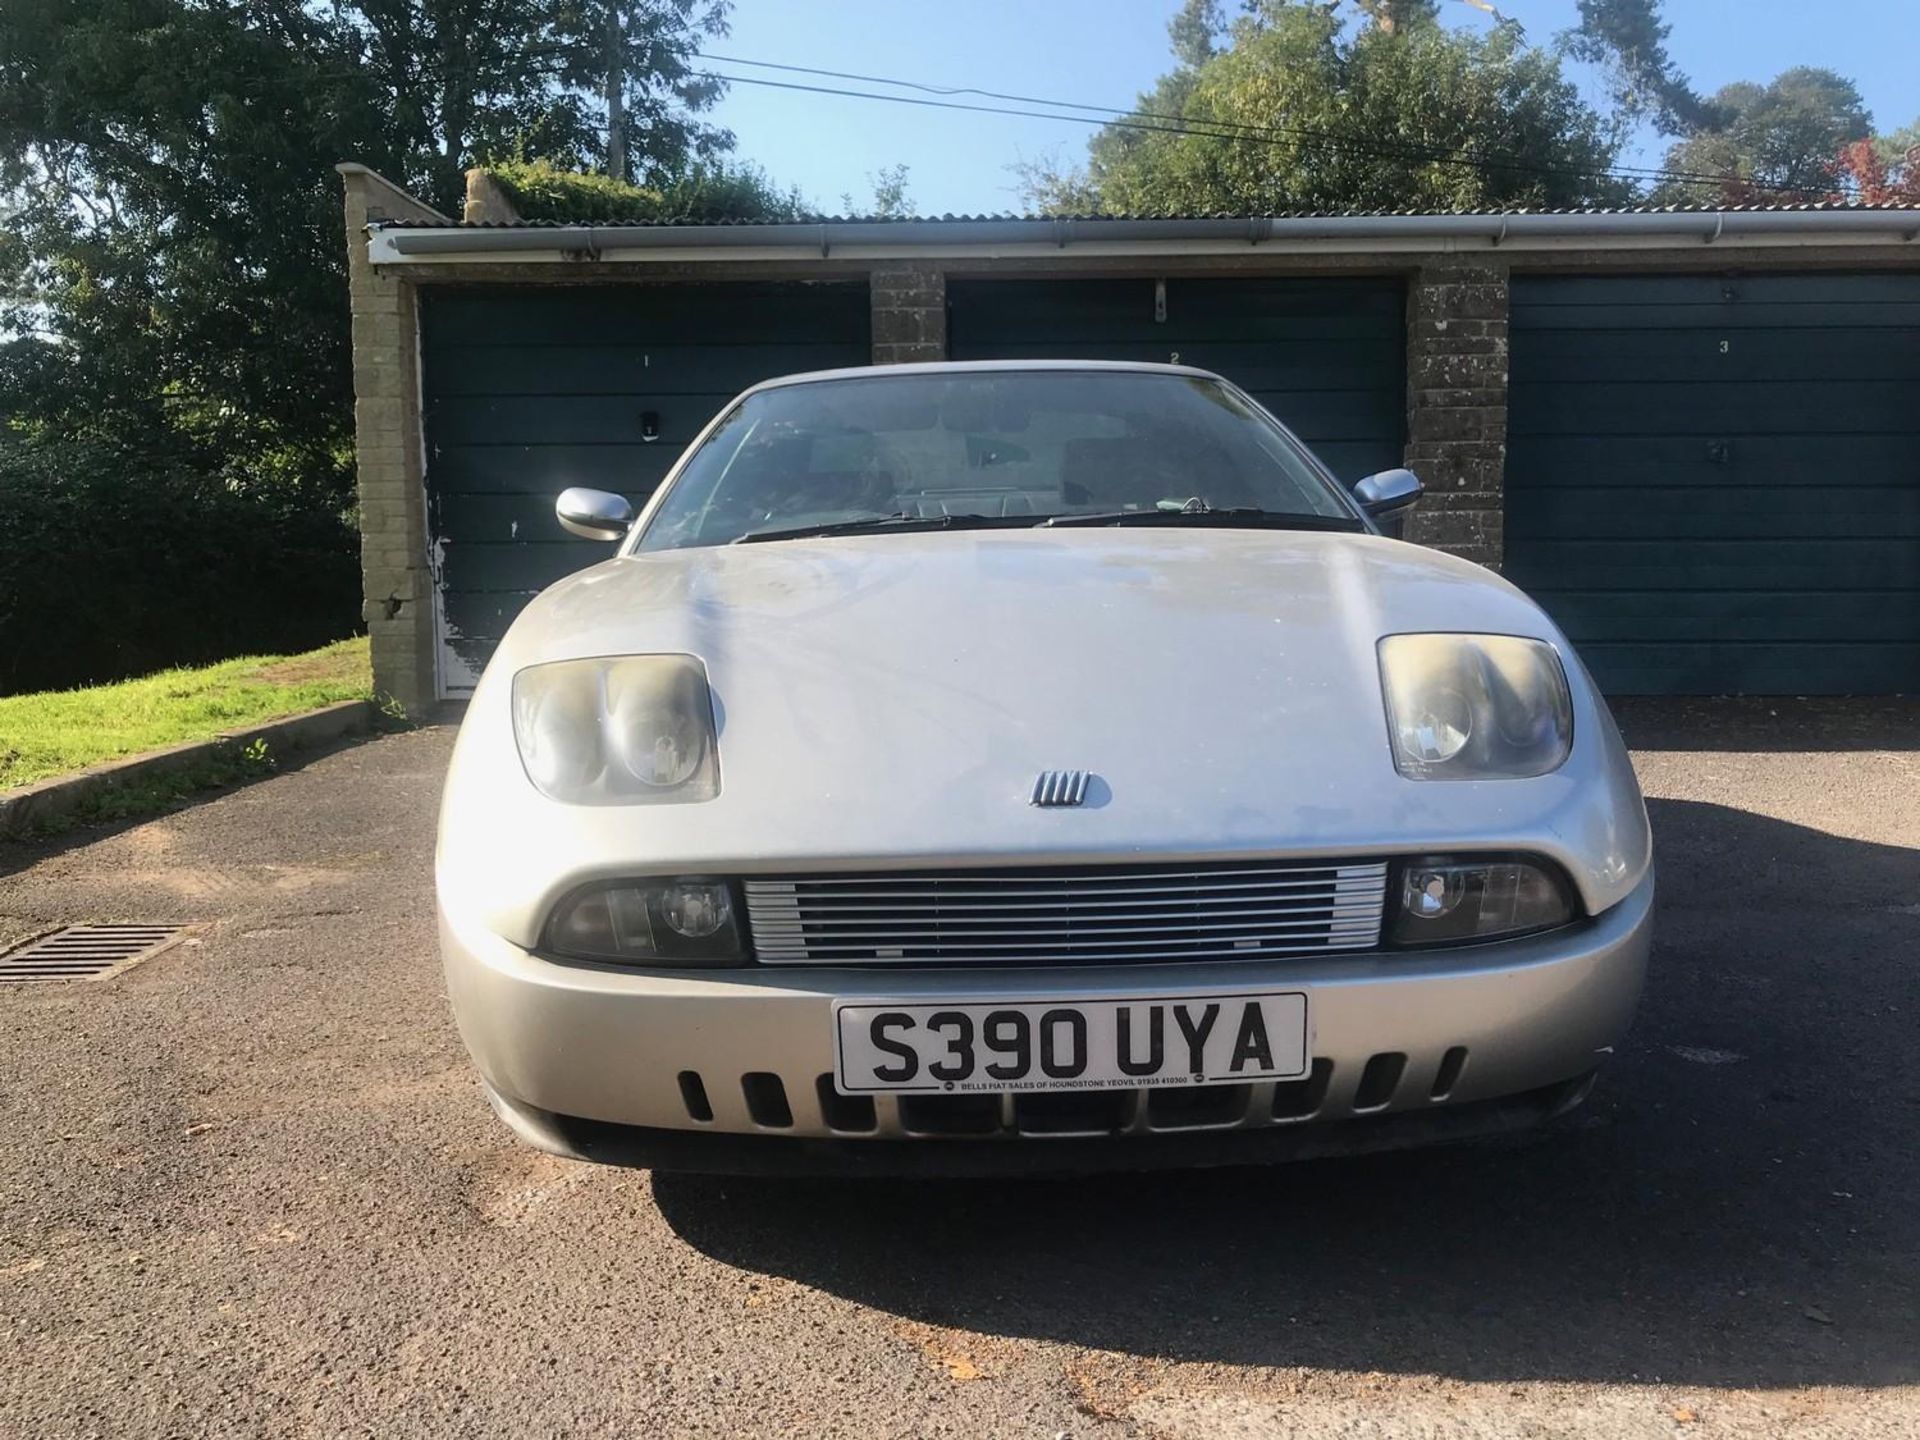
top-left (741, 358), bottom-right (1228, 396)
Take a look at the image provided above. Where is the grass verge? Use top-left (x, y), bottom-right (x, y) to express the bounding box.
top-left (0, 637), bottom-right (373, 792)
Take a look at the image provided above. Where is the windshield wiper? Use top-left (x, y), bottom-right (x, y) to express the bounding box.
top-left (1039, 505), bottom-right (1363, 533)
top-left (730, 512), bottom-right (1026, 545)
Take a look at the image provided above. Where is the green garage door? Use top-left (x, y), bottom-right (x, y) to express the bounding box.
top-left (948, 277), bottom-right (1406, 482)
top-left (420, 282), bottom-right (870, 693)
top-left (1507, 273), bottom-right (1920, 695)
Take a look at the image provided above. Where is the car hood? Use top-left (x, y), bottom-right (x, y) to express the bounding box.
top-left (442, 529), bottom-right (1651, 947)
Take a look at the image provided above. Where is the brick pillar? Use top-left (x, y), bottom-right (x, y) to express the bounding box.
top-left (336, 164), bottom-right (449, 715)
top-left (1403, 260), bottom-right (1510, 569)
top-left (870, 264), bottom-right (946, 364)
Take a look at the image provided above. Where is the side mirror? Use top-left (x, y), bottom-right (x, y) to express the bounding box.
top-left (1353, 467), bottom-right (1424, 518)
top-left (556, 487), bottom-right (634, 541)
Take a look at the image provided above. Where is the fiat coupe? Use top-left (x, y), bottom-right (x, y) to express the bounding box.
top-left (435, 361), bottom-right (1652, 1174)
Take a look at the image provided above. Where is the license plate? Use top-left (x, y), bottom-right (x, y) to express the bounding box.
top-left (833, 991), bottom-right (1309, 1095)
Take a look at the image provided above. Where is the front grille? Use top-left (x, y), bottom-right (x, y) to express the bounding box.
top-left (744, 859), bottom-right (1388, 966)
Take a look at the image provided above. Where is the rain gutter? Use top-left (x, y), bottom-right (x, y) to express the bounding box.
top-left (367, 210), bottom-right (1920, 266)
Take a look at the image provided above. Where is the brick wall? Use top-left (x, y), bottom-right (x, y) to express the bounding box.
top-left (337, 165), bottom-right (448, 715)
top-left (1402, 259), bottom-right (1510, 569)
top-left (870, 263), bottom-right (947, 363)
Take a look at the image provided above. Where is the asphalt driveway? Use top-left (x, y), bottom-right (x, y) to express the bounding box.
top-left (0, 701), bottom-right (1915, 1438)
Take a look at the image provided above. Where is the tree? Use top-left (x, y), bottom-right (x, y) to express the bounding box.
top-left (1835, 123), bottom-right (1920, 205)
top-left (0, 0), bottom-right (743, 499)
top-left (1352, 0), bottom-right (1441, 35)
top-left (570, 0), bottom-right (732, 187)
top-left (0, 0), bottom-right (385, 499)
top-left (1020, 1), bottom-right (1630, 215)
top-left (321, 0), bottom-right (733, 214)
top-left (1875, 120), bottom-right (1920, 174)
top-left (1650, 68), bottom-right (1871, 203)
top-left (837, 164), bottom-right (916, 219)
top-left (867, 164), bottom-right (914, 218)
top-left (1563, 0), bottom-right (1717, 135)
top-left (1568, 2), bottom-right (1878, 204)
top-left (1167, 0), bottom-right (1226, 66)
top-left (0, 0), bottom-right (758, 688)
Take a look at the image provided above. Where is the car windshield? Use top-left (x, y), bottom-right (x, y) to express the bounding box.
top-left (632, 370), bottom-right (1361, 551)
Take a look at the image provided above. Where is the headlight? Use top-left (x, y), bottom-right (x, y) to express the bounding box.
top-left (546, 878), bottom-right (745, 965)
top-left (511, 655), bottom-right (720, 805)
top-left (1378, 634), bottom-right (1572, 780)
top-left (1389, 855), bottom-right (1575, 946)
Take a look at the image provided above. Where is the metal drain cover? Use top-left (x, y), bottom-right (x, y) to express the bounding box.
top-left (0, 925), bottom-right (187, 983)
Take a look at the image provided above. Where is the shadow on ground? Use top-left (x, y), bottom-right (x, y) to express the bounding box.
top-left (654, 797), bottom-right (1920, 1389)
top-left (0, 728), bottom-right (401, 877)
top-left (1612, 695), bottom-right (1920, 752)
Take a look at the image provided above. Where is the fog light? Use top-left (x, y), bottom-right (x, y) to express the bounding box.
top-left (1408, 866), bottom-right (1465, 919)
top-left (660, 880), bottom-right (731, 939)
top-left (1390, 856), bottom-right (1574, 946)
top-left (545, 878), bottom-right (745, 965)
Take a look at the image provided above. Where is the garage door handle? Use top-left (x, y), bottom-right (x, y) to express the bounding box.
top-left (1706, 440), bottom-right (1730, 464)
top-left (640, 410), bottom-right (661, 442)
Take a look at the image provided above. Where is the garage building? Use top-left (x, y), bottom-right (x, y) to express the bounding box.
top-left (338, 164), bottom-right (1920, 710)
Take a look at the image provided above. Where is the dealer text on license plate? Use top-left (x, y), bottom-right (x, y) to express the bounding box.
top-left (833, 991), bottom-right (1309, 1094)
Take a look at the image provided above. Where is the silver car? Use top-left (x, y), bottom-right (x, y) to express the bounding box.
top-left (436, 361), bottom-right (1652, 1175)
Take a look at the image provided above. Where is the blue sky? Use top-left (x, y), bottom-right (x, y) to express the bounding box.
top-left (702, 0), bottom-right (1918, 214)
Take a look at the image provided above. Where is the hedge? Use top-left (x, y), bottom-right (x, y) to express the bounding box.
top-left (0, 438), bottom-right (362, 696)
top-left (482, 159), bottom-right (811, 224)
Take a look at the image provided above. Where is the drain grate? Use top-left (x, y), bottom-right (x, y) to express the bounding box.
top-left (0, 925), bottom-right (187, 984)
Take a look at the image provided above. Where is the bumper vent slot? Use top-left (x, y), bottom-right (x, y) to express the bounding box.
top-left (1015, 1090), bottom-right (1131, 1135)
top-left (1354, 1052), bottom-right (1408, 1112)
top-left (741, 1073), bottom-right (793, 1128)
top-left (1272, 1059), bottom-right (1334, 1121)
top-left (900, 1093), bottom-right (1001, 1136)
top-left (1147, 1083), bottom-right (1253, 1130)
top-left (1431, 1046), bottom-right (1470, 1100)
top-left (745, 859), bottom-right (1387, 966)
top-left (677, 1071), bottom-right (714, 1123)
top-left (815, 1075), bottom-right (877, 1133)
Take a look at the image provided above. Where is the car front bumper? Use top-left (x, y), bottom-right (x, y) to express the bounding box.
top-left (440, 869), bottom-right (1652, 1175)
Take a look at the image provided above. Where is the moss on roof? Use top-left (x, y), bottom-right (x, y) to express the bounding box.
top-left (479, 160), bottom-right (810, 225)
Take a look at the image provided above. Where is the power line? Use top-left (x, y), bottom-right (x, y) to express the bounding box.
top-left (696, 51), bottom-right (1789, 194)
top-left (698, 55), bottom-right (1806, 196)
top-left (699, 66), bottom-right (1736, 195)
top-left (695, 51), bottom-right (1824, 199)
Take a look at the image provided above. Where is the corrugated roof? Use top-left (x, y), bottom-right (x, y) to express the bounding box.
top-left (378, 201), bottom-right (1920, 229)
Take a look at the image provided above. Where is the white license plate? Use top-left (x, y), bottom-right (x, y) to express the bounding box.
top-left (833, 991), bottom-right (1309, 1095)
